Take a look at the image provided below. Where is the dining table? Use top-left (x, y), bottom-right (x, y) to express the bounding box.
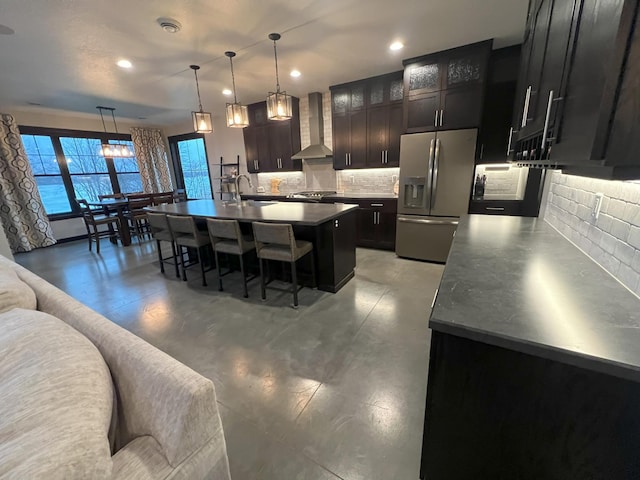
top-left (86, 198), bottom-right (131, 246)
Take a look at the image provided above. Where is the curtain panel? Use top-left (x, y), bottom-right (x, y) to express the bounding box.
top-left (0, 114), bottom-right (56, 253)
top-left (130, 128), bottom-right (174, 193)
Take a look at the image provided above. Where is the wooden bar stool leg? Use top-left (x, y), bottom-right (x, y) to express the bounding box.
top-left (156, 240), bottom-right (164, 273)
top-left (95, 226), bottom-right (101, 254)
top-left (171, 242), bottom-right (180, 277)
top-left (214, 250), bottom-right (223, 291)
top-left (179, 245), bottom-right (187, 281)
top-left (199, 247), bottom-right (207, 287)
top-left (259, 258), bottom-right (266, 300)
top-left (291, 260), bottom-right (299, 308)
top-left (239, 254), bottom-right (248, 298)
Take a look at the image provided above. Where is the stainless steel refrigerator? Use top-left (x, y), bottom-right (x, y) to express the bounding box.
top-left (395, 129), bottom-right (477, 262)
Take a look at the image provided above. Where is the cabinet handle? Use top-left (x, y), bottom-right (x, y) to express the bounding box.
top-left (480, 143), bottom-right (484, 160)
top-left (541, 90), bottom-right (555, 157)
top-left (381, 150), bottom-right (385, 164)
top-left (521, 85), bottom-right (532, 128)
top-left (485, 207), bottom-right (505, 211)
top-left (439, 109), bottom-right (444, 127)
top-left (434, 110), bottom-right (438, 127)
top-left (507, 127), bottom-right (517, 156)
top-left (349, 153), bottom-right (352, 166)
top-left (371, 203), bottom-right (384, 207)
top-left (384, 150), bottom-right (387, 164)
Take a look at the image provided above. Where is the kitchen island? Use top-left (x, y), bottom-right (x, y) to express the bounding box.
top-left (421, 215), bottom-right (640, 480)
top-left (147, 199), bottom-right (358, 293)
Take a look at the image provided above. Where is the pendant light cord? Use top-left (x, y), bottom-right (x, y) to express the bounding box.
top-left (194, 69), bottom-right (204, 111)
top-left (98, 107), bottom-right (107, 133)
top-left (273, 39), bottom-right (281, 93)
top-left (110, 109), bottom-right (119, 134)
top-left (229, 56), bottom-right (239, 104)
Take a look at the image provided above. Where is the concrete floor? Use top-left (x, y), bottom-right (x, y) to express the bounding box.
top-left (16, 239), bottom-right (443, 480)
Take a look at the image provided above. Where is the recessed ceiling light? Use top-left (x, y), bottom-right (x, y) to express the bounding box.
top-left (290, 69), bottom-right (301, 78)
top-left (389, 41), bottom-right (404, 51)
top-left (117, 59), bottom-right (132, 69)
top-left (157, 18), bottom-right (182, 34)
top-left (222, 89), bottom-right (233, 96)
top-left (0, 24), bottom-right (15, 35)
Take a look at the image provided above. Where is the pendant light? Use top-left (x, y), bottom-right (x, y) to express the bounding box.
top-left (190, 65), bottom-right (213, 133)
top-left (224, 51), bottom-right (249, 128)
top-left (96, 106), bottom-right (133, 158)
top-left (266, 33), bottom-right (292, 121)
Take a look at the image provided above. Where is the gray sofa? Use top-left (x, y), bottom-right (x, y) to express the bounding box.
top-left (0, 254), bottom-right (231, 479)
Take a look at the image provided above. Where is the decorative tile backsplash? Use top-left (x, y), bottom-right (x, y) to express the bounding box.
top-left (544, 170), bottom-right (640, 297)
top-left (337, 168), bottom-right (399, 194)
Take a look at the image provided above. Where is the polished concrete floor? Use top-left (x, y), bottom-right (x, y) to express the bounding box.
top-left (16, 238), bottom-right (444, 480)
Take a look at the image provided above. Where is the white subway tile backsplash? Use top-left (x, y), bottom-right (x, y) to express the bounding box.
top-left (544, 170), bottom-right (640, 295)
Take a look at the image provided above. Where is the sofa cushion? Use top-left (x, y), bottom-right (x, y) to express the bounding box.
top-left (0, 266), bottom-right (37, 313)
top-left (0, 308), bottom-right (114, 479)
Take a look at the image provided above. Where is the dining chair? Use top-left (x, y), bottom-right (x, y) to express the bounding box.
top-left (97, 193), bottom-right (124, 200)
top-left (125, 197), bottom-right (152, 242)
top-left (146, 212), bottom-right (180, 278)
top-left (174, 189), bottom-right (187, 203)
top-left (152, 193), bottom-right (174, 206)
top-left (206, 219), bottom-right (256, 298)
top-left (76, 199), bottom-right (121, 254)
top-left (252, 222), bottom-right (316, 308)
top-left (166, 215), bottom-right (212, 287)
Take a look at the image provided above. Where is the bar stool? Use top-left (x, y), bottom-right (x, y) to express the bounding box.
top-left (125, 197), bottom-right (152, 242)
top-left (166, 215), bottom-right (212, 286)
top-left (76, 199), bottom-right (121, 254)
top-left (147, 212), bottom-right (180, 278)
top-left (206, 219), bottom-right (256, 298)
top-left (252, 222), bottom-right (316, 308)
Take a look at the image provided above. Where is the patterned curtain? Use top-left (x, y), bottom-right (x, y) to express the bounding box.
top-left (0, 114), bottom-right (56, 253)
top-left (130, 127), bottom-right (174, 193)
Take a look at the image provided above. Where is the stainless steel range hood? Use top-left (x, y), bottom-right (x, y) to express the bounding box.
top-left (291, 92), bottom-right (333, 159)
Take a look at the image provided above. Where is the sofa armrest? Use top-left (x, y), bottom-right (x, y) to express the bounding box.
top-left (9, 262), bottom-right (228, 471)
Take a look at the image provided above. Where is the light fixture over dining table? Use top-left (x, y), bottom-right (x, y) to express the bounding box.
top-left (190, 64), bottom-right (213, 133)
top-left (266, 33), bottom-right (292, 121)
top-left (96, 106), bottom-right (133, 158)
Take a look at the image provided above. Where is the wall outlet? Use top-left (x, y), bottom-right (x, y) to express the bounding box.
top-left (592, 192), bottom-right (604, 220)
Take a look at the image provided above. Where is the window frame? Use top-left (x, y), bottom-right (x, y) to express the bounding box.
top-left (19, 126), bottom-right (141, 220)
top-left (168, 132), bottom-right (213, 200)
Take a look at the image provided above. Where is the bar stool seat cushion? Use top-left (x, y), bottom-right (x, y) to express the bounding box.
top-left (173, 231), bottom-right (210, 248)
top-left (214, 235), bottom-right (255, 256)
top-left (152, 230), bottom-right (173, 243)
top-left (258, 240), bottom-right (313, 262)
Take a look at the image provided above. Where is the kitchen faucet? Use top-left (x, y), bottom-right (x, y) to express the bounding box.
top-left (234, 174), bottom-right (253, 204)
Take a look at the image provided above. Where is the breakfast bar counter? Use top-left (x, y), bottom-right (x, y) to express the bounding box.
top-left (420, 215), bottom-right (640, 480)
top-left (147, 199), bottom-right (358, 292)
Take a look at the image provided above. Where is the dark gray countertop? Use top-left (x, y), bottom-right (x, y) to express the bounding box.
top-left (431, 215), bottom-right (640, 382)
top-left (147, 199), bottom-right (357, 226)
top-left (243, 193), bottom-right (398, 201)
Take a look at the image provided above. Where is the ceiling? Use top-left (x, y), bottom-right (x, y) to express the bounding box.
top-left (0, 0), bottom-right (529, 126)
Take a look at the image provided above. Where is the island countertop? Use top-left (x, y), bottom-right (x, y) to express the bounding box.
top-left (146, 199), bottom-right (358, 226)
top-left (430, 215), bottom-right (640, 382)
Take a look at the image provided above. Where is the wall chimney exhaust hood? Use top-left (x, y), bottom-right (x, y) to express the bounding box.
top-left (291, 92), bottom-right (333, 159)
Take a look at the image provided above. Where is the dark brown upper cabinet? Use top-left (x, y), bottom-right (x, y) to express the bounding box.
top-left (243, 98), bottom-right (302, 173)
top-left (477, 45), bottom-right (521, 164)
top-left (403, 40), bottom-right (493, 133)
top-left (513, 0), bottom-right (640, 179)
top-left (331, 71), bottom-right (404, 170)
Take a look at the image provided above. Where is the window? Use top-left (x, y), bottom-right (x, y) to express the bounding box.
top-left (21, 134), bottom-right (71, 215)
top-left (168, 133), bottom-right (212, 200)
top-left (19, 127), bottom-right (144, 218)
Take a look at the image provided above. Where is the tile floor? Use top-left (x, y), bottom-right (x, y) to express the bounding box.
top-left (15, 239), bottom-right (444, 480)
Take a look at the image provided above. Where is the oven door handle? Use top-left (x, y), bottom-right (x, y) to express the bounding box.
top-left (397, 216), bottom-right (458, 226)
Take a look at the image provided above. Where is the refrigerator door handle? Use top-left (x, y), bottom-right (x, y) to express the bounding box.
top-left (427, 138), bottom-right (435, 211)
top-left (397, 216), bottom-right (459, 226)
top-left (431, 138), bottom-right (441, 209)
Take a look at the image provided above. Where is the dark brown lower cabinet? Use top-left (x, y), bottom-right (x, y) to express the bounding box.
top-left (421, 332), bottom-right (640, 480)
top-left (355, 199), bottom-right (397, 250)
